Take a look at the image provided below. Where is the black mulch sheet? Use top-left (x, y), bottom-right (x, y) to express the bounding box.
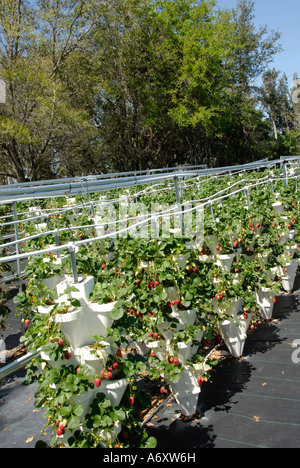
top-left (1, 272), bottom-right (300, 448)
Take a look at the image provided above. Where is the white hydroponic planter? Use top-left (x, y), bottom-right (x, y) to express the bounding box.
top-left (279, 259), bottom-right (298, 291)
top-left (206, 234), bottom-right (219, 255)
top-left (213, 297), bottom-right (243, 319)
top-left (99, 421), bottom-right (122, 447)
top-left (168, 364), bottom-right (204, 418)
top-left (100, 378), bottom-right (129, 407)
top-left (157, 308), bottom-right (197, 341)
top-left (82, 301), bottom-right (116, 339)
top-left (56, 276), bottom-right (95, 304)
top-left (54, 308), bottom-right (84, 350)
top-left (232, 273), bottom-right (245, 286)
top-left (167, 330), bottom-right (204, 364)
top-left (164, 286), bottom-right (180, 305)
top-left (145, 339), bottom-right (167, 361)
top-left (255, 288), bottom-right (277, 320)
top-left (218, 313), bottom-right (252, 359)
top-left (75, 342), bottom-right (111, 375)
top-left (266, 267), bottom-right (279, 281)
top-left (215, 253), bottom-right (235, 272)
top-left (135, 341), bottom-right (149, 356)
top-left (174, 253), bottom-right (190, 269)
top-left (53, 301), bottom-right (116, 350)
top-left (284, 244), bottom-right (298, 258)
top-left (71, 388), bottom-right (96, 424)
top-left (41, 276), bottom-right (67, 299)
top-left (272, 201), bottom-right (284, 215)
top-left (40, 349), bottom-right (78, 369)
top-left (287, 229), bottom-right (296, 240)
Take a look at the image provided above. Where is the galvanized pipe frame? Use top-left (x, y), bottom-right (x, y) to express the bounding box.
top-left (0, 159), bottom-right (283, 205)
top-left (0, 171), bottom-right (295, 272)
top-left (0, 161), bottom-right (297, 381)
top-left (0, 164), bottom-right (209, 191)
top-left (0, 171), bottom-right (287, 258)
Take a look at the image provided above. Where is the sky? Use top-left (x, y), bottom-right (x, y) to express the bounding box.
top-left (217, 0), bottom-right (300, 88)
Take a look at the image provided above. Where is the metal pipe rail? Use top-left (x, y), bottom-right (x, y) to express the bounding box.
top-left (0, 159), bottom-right (281, 204)
top-left (0, 165), bottom-right (297, 381)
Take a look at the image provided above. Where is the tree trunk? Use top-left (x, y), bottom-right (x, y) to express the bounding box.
top-left (7, 138), bottom-right (27, 182)
top-left (272, 117), bottom-right (278, 140)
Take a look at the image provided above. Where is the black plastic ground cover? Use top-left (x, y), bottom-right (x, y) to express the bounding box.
top-left (147, 280), bottom-right (300, 449)
top-left (1, 276), bottom-right (300, 448)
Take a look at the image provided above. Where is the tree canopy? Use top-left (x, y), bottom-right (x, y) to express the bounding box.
top-left (0, 0), bottom-right (299, 182)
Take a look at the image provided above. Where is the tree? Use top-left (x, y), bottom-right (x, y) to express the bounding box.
top-left (0, 0), bottom-right (98, 182)
top-left (259, 69), bottom-right (294, 140)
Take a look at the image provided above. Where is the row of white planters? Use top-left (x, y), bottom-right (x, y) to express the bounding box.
top-left (210, 242), bottom-right (299, 357)
top-left (37, 274), bottom-right (128, 446)
top-left (136, 287), bottom-right (205, 418)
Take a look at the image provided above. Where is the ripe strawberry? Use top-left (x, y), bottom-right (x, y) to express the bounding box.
top-left (24, 319), bottom-right (30, 326)
top-left (150, 351), bottom-right (156, 358)
top-left (198, 376), bottom-right (204, 386)
top-left (94, 378), bottom-right (101, 387)
top-left (58, 339), bottom-right (64, 347)
top-left (64, 352), bottom-right (71, 360)
top-left (112, 362), bottom-right (119, 370)
top-left (128, 396), bottom-right (135, 406)
top-left (173, 358), bottom-right (179, 366)
top-left (57, 427), bottom-right (65, 436)
top-left (59, 421), bottom-right (67, 431)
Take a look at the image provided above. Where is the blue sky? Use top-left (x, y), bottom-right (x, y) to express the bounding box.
top-left (217, 0), bottom-right (300, 88)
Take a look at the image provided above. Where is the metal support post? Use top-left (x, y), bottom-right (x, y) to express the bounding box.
top-left (209, 201), bottom-right (215, 220)
top-left (13, 202), bottom-right (21, 283)
top-left (90, 202), bottom-right (95, 218)
top-left (173, 176), bottom-right (183, 235)
top-left (54, 229), bottom-right (61, 258)
top-left (244, 187), bottom-right (250, 207)
top-left (282, 161), bottom-right (288, 187)
top-left (68, 243), bottom-right (79, 283)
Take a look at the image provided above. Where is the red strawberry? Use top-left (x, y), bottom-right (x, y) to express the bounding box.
top-left (128, 396), bottom-right (135, 406)
top-left (24, 319), bottom-right (30, 326)
top-left (94, 378), bottom-right (101, 387)
top-left (173, 358), bottom-right (179, 366)
top-left (58, 339), bottom-right (64, 347)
